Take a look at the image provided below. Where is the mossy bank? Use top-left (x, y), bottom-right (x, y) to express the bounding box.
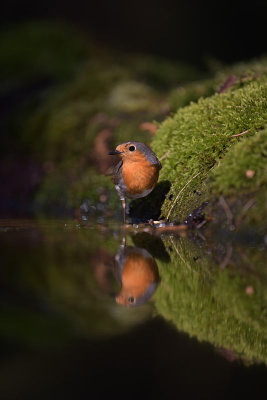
top-left (152, 60), bottom-right (267, 225)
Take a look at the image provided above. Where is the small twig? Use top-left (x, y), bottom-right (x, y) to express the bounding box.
top-left (170, 237), bottom-right (191, 271)
top-left (196, 230), bottom-right (206, 241)
top-left (159, 150), bottom-right (170, 162)
top-left (231, 130), bottom-right (248, 138)
top-left (219, 196), bottom-right (233, 224)
top-left (156, 224), bottom-right (188, 235)
top-left (217, 74), bottom-right (238, 94)
top-left (220, 243), bottom-right (233, 269)
top-left (166, 172), bottom-right (201, 221)
top-left (236, 199), bottom-right (256, 229)
top-left (121, 226), bottom-right (126, 246)
top-left (196, 219), bottom-right (207, 229)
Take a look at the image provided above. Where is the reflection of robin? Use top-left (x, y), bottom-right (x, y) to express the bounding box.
top-left (114, 245), bottom-right (159, 307)
top-left (109, 141), bottom-right (161, 223)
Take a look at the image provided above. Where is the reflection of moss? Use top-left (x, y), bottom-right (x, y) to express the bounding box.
top-left (1, 222), bottom-right (266, 360)
top-left (152, 62), bottom-right (267, 221)
top-left (0, 305), bottom-right (72, 348)
top-left (1, 223), bottom-right (152, 345)
top-left (154, 236), bottom-right (267, 364)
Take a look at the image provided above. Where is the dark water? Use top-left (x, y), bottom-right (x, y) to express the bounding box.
top-left (0, 219), bottom-right (266, 399)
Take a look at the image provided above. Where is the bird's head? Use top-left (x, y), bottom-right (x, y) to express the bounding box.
top-left (109, 141), bottom-right (160, 165)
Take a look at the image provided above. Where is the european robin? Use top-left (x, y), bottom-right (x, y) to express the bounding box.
top-left (108, 141), bottom-right (161, 223)
top-left (114, 245), bottom-right (159, 306)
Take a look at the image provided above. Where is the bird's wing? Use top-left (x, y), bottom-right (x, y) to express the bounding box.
top-left (110, 160), bottom-right (123, 184)
top-left (105, 159), bottom-right (122, 175)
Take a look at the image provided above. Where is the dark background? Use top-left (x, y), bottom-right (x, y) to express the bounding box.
top-left (2, 0), bottom-right (267, 65)
top-left (0, 0), bottom-right (266, 217)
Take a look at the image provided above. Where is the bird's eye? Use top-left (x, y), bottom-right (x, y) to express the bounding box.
top-left (129, 145), bottom-right (136, 152)
top-left (128, 296), bottom-right (135, 304)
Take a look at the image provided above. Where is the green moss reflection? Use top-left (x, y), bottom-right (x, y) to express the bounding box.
top-left (0, 222), bottom-right (153, 347)
top-left (154, 235), bottom-right (267, 364)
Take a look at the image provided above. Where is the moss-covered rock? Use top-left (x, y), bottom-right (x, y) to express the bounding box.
top-left (168, 78), bottom-right (216, 111)
top-left (207, 128), bottom-right (267, 227)
top-left (212, 128), bottom-right (267, 194)
top-left (152, 61), bottom-right (267, 223)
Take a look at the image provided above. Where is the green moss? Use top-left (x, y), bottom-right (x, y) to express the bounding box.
top-left (127, 55), bottom-right (201, 89)
top-left (168, 79), bottom-right (216, 111)
top-left (0, 305), bottom-right (73, 348)
top-left (0, 21), bottom-right (91, 91)
top-left (154, 236), bottom-right (267, 364)
top-left (152, 70), bottom-right (267, 221)
top-left (208, 128), bottom-right (267, 226)
top-left (212, 128), bottom-right (267, 194)
top-left (106, 81), bottom-right (156, 112)
top-left (168, 58), bottom-right (267, 111)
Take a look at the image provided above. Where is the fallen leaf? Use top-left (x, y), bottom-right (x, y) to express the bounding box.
top-left (246, 285), bottom-right (254, 295)
top-left (90, 129), bottom-right (119, 174)
top-left (217, 74), bottom-right (238, 94)
top-left (246, 170), bottom-right (255, 178)
top-left (139, 122), bottom-right (158, 135)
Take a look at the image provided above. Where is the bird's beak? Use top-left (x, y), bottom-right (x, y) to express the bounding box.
top-left (108, 150), bottom-right (122, 155)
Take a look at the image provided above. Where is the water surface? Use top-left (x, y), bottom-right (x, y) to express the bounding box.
top-left (0, 219), bottom-right (266, 399)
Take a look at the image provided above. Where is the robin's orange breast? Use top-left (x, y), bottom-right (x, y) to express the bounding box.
top-left (122, 152), bottom-right (159, 195)
top-left (116, 251), bottom-right (159, 305)
top-left (122, 253), bottom-right (158, 291)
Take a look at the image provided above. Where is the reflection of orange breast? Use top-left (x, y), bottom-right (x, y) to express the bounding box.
top-left (120, 253), bottom-right (158, 298)
top-left (122, 153), bottom-right (159, 195)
